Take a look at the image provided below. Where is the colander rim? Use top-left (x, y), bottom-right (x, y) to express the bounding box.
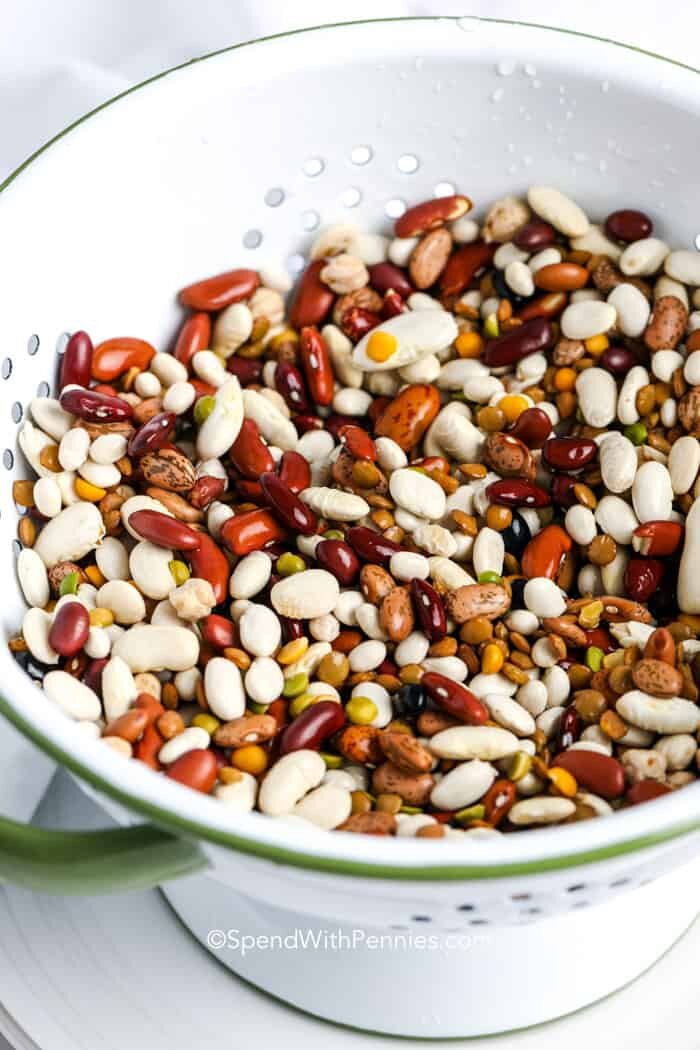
top-left (2, 15), bottom-right (700, 880)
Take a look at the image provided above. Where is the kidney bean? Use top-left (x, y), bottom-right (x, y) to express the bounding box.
top-left (517, 292), bottom-right (567, 322)
top-left (633, 520), bottom-right (684, 557)
top-left (412, 455), bottom-right (451, 474)
top-left (293, 414), bottom-right (323, 435)
top-left (201, 613), bottom-right (237, 649)
top-left (316, 539), bottom-right (360, 585)
top-left (410, 578), bottom-right (446, 641)
top-left (188, 532), bottom-right (230, 604)
top-left (598, 345), bottom-right (635, 376)
top-left (521, 524), bottom-right (572, 579)
top-left (128, 509), bottom-right (202, 550)
top-left (134, 724), bottom-right (164, 770)
top-left (299, 326), bottom-right (335, 406)
top-left (374, 383), bottom-right (441, 452)
top-left (513, 220), bottom-right (557, 251)
top-left (583, 627), bottom-right (615, 653)
top-left (508, 406), bottom-right (552, 449)
top-left (553, 750), bottom-right (625, 800)
top-left (225, 356), bottom-right (264, 385)
top-left (189, 380), bottom-right (216, 400)
top-left (605, 209), bottom-right (653, 243)
top-left (439, 241), bottom-right (496, 298)
top-left (289, 260), bottom-right (334, 329)
top-left (259, 472), bottom-right (317, 535)
top-left (190, 476), bottom-right (227, 510)
top-left (274, 361), bottom-right (312, 414)
top-left (221, 508), bottom-right (287, 556)
top-left (534, 262), bottom-right (589, 293)
top-left (59, 387), bottom-right (133, 423)
top-left (340, 307), bottom-right (381, 342)
top-left (280, 700), bottom-right (346, 755)
top-left (126, 412), bottom-right (175, 459)
top-left (281, 616), bottom-right (304, 642)
top-left (626, 780), bottom-right (672, 806)
top-left (166, 749), bottom-right (218, 792)
top-left (229, 419), bottom-right (276, 479)
top-left (381, 289), bottom-right (407, 319)
top-left (275, 451), bottom-right (309, 495)
top-left (346, 526), bottom-right (403, 566)
top-left (59, 331), bottom-right (93, 391)
top-left (395, 194), bottom-right (471, 238)
top-left (643, 627), bottom-right (676, 665)
top-left (48, 601), bottom-right (89, 658)
top-left (91, 338), bottom-right (156, 381)
top-left (83, 657), bottom-right (108, 696)
top-left (368, 261), bottom-right (413, 298)
top-left (421, 672), bottom-right (488, 726)
top-left (134, 692), bottom-right (166, 725)
top-left (481, 317), bottom-right (553, 367)
top-left (550, 473), bottom-right (578, 508)
top-left (236, 479), bottom-right (263, 502)
top-left (624, 557), bottom-right (664, 602)
top-left (338, 424), bottom-right (377, 462)
top-left (103, 708), bottom-right (149, 743)
top-left (542, 436), bottom-right (598, 472)
top-left (174, 313), bottom-right (211, 369)
top-left (179, 268), bottom-right (259, 311)
top-left (483, 778), bottom-right (517, 825)
top-left (554, 705), bottom-right (581, 752)
top-left (486, 479), bottom-right (551, 508)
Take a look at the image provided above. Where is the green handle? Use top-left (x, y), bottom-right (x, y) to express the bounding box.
top-left (0, 814), bottom-right (207, 895)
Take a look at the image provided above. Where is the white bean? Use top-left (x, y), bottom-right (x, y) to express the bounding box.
top-left (595, 495), bottom-right (639, 544)
top-left (112, 624), bottom-right (199, 672)
top-left (58, 428), bottom-right (90, 471)
top-left (271, 570), bottom-right (340, 620)
top-left (22, 607), bottom-right (58, 664)
top-left (509, 796), bottom-right (576, 825)
top-left (97, 580), bottom-right (146, 624)
top-left (90, 433), bottom-right (128, 465)
top-left (616, 365), bottom-right (650, 425)
top-left (472, 527), bottom-right (504, 578)
top-left (17, 548), bottom-right (49, 608)
top-left (665, 250), bottom-right (700, 287)
top-left (565, 504), bottom-right (596, 545)
top-left (245, 656), bottom-right (284, 704)
top-left (429, 726), bottom-right (519, 761)
top-left (101, 655), bottom-right (137, 720)
top-left (239, 604), bottom-right (281, 657)
top-left (598, 433), bottom-right (637, 493)
top-left (34, 502), bottom-right (105, 568)
top-left (527, 186), bottom-right (589, 236)
top-left (204, 657), bottom-right (246, 720)
top-left (349, 640), bottom-right (386, 673)
top-left (300, 487), bottom-right (369, 521)
top-left (33, 477), bottom-right (62, 518)
top-left (129, 540), bottom-right (174, 600)
top-left (483, 694), bottom-right (535, 736)
top-left (43, 670), bottom-right (101, 721)
top-left (292, 784), bottom-right (352, 830)
top-left (678, 498), bottom-right (700, 613)
top-left (632, 461), bottom-right (672, 523)
top-left (159, 727), bottom-right (210, 765)
top-left (575, 367), bottom-right (617, 427)
top-left (620, 237), bottom-right (669, 276)
top-left (617, 690), bottom-right (700, 734)
top-left (430, 760), bottom-right (496, 810)
top-left (258, 750), bottom-right (326, 815)
top-left (95, 536), bottom-right (130, 581)
top-left (668, 435), bottom-right (700, 494)
top-left (523, 577), bottom-right (566, 618)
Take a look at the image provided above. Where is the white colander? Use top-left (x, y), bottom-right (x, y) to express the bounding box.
top-left (1, 16), bottom-right (700, 1038)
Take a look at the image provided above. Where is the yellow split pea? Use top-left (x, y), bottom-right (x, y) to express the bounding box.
top-left (366, 331), bottom-right (398, 363)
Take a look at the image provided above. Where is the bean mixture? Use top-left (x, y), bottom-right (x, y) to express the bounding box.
top-left (10, 187), bottom-right (700, 839)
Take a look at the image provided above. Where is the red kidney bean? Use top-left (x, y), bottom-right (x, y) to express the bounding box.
top-left (517, 292), bottom-right (567, 322)
top-left (221, 509), bottom-right (287, 556)
top-left (624, 557), bottom-right (664, 602)
top-left (368, 262), bottom-right (413, 298)
top-left (236, 479), bottom-right (263, 502)
top-left (190, 380), bottom-right (216, 400)
top-left (395, 194), bottom-right (471, 238)
top-left (340, 306), bottom-right (381, 341)
top-left (583, 627), bottom-right (614, 653)
top-left (412, 455), bottom-right (451, 474)
top-left (179, 269), bottom-right (259, 311)
top-left (633, 520), bottom-right (684, 557)
top-left (508, 406), bottom-right (552, 449)
top-left (281, 616), bottom-right (304, 641)
top-left (83, 657), bottom-right (108, 696)
top-left (127, 412), bottom-right (176, 458)
top-left (521, 525), bottom-right (572, 579)
top-left (542, 436), bottom-right (598, 472)
top-left (626, 779), bottom-right (672, 806)
top-left (166, 749), bottom-right (218, 792)
top-left (377, 656), bottom-right (398, 677)
top-left (323, 414), bottom-right (359, 442)
top-left (280, 700), bottom-right (346, 754)
top-left (339, 424), bottom-right (377, 462)
top-left (134, 723), bottom-right (164, 770)
top-left (299, 326), bottom-right (334, 406)
top-left (381, 288), bottom-right (407, 318)
top-left (259, 473), bottom-right (317, 535)
top-left (481, 318), bottom-right (553, 367)
top-left (554, 705), bottom-right (581, 752)
top-left (293, 414), bottom-right (323, 434)
top-left (483, 778), bottom-right (517, 825)
top-left (229, 419), bottom-right (276, 479)
top-left (48, 601), bottom-right (89, 658)
top-left (277, 450), bottom-right (311, 494)
top-left (225, 356), bottom-right (264, 385)
top-left (439, 241), bottom-right (496, 298)
top-left (346, 526), bottom-right (402, 566)
top-left (187, 532), bottom-right (230, 604)
top-left (289, 260), bottom-right (334, 329)
top-left (201, 614), bottom-right (237, 649)
top-left (59, 387), bottom-right (133, 423)
top-left (605, 209), bottom-right (653, 243)
top-left (553, 750), bottom-right (625, 800)
top-left (173, 312), bottom-right (211, 369)
top-left (59, 331), bottom-right (93, 391)
top-left (486, 479), bottom-right (551, 508)
top-left (410, 578), bottom-right (446, 641)
top-left (600, 345), bottom-right (638, 375)
top-left (91, 338), bottom-right (156, 381)
top-left (422, 672), bottom-right (488, 726)
top-left (189, 475), bottom-right (227, 510)
top-left (550, 473), bottom-right (578, 508)
top-left (315, 539), bottom-right (360, 585)
top-left (274, 361), bottom-right (312, 414)
top-left (92, 383), bottom-right (119, 397)
top-left (127, 509), bottom-right (202, 550)
top-left (513, 220), bottom-right (557, 251)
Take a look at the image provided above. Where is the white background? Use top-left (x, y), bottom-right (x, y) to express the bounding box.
top-left (0, 2), bottom-right (698, 1048)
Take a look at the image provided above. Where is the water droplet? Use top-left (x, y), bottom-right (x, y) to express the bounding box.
top-left (496, 59), bottom-right (515, 77)
top-left (303, 157), bottom-right (325, 177)
top-left (490, 88), bottom-right (504, 103)
top-left (264, 187), bottom-right (285, 208)
top-left (287, 253), bottom-right (305, 274)
top-left (351, 145), bottom-right (373, 166)
top-left (457, 16), bottom-right (480, 32)
top-left (559, 85), bottom-right (566, 94)
top-left (694, 233), bottom-right (700, 251)
top-left (507, 163), bottom-right (518, 175)
top-left (434, 182), bottom-right (455, 198)
top-left (506, 143), bottom-right (516, 153)
top-left (415, 57), bottom-right (424, 71)
top-left (242, 229), bottom-right (263, 249)
top-left (531, 79), bottom-right (542, 89)
top-left (572, 152), bottom-right (586, 164)
top-left (599, 159), bottom-right (608, 173)
top-left (398, 153), bottom-right (420, 174)
top-left (385, 198), bottom-right (406, 219)
top-left (301, 210), bottom-right (320, 231)
top-left (340, 187), bottom-right (362, 208)
top-left (523, 63), bottom-right (537, 77)
top-left (601, 80), bottom-right (610, 92)
top-left (523, 155), bottom-right (533, 167)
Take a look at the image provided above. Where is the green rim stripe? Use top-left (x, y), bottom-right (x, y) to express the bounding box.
top-left (1, 16), bottom-right (699, 881)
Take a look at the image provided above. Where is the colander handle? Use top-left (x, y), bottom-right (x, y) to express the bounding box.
top-left (0, 814), bottom-right (206, 895)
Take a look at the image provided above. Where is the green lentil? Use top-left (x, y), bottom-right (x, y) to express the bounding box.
top-left (585, 645), bottom-right (605, 672)
top-left (193, 395), bottom-right (216, 425)
top-left (484, 313), bottom-right (500, 339)
top-left (320, 752), bottom-right (343, 769)
top-left (248, 701), bottom-right (269, 715)
top-left (508, 751), bottom-right (533, 782)
top-left (345, 696), bottom-right (378, 725)
top-left (59, 571), bottom-right (79, 596)
top-left (455, 804), bottom-right (486, 825)
top-left (624, 422), bottom-right (647, 446)
top-left (283, 672), bottom-right (309, 698)
top-left (276, 552), bottom-right (306, 576)
top-left (477, 571), bottom-right (502, 585)
top-left (323, 529), bottom-right (344, 541)
top-left (191, 713), bottom-right (220, 734)
top-left (169, 559), bottom-right (190, 586)
top-left (289, 694), bottom-right (316, 717)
